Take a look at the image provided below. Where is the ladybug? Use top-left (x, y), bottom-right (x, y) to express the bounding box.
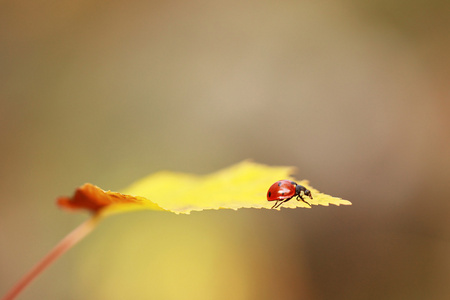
top-left (267, 180), bottom-right (313, 209)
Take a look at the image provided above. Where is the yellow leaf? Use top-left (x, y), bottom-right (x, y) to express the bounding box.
top-left (57, 161), bottom-right (351, 217)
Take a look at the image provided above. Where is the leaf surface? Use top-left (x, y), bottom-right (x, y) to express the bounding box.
top-left (57, 161), bottom-right (351, 216)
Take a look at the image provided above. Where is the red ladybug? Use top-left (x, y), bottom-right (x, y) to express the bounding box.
top-left (267, 180), bottom-right (313, 209)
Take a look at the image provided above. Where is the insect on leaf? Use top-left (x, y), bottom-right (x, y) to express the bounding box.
top-left (57, 161), bottom-right (351, 217)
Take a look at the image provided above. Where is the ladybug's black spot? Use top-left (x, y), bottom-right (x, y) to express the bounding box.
top-left (278, 182), bottom-right (282, 186)
top-left (268, 191), bottom-right (271, 197)
top-left (281, 192), bottom-right (285, 195)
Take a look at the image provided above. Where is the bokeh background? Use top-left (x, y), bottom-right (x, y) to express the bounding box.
top-left (1, 1), bottom-right (449, 299)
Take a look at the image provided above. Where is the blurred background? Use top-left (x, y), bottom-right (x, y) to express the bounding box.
top-left (1, 0), bottom-right (449, 299)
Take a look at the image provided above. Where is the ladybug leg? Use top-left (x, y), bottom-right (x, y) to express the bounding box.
top-left (272, 197), bottom-right (293, 209)
top-left (297, 195), bottom-right (312, 207)
top-left (272, 200), bottom-right (287, 209)
top-left (272, 200), bottom-right (285, 209)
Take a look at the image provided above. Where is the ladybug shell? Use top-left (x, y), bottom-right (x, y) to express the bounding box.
top-left (267, 180), bottom-right (297, 201)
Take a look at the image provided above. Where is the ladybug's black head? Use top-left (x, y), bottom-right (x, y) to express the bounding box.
top-left (304, 189), bottom-right (312, 199)
top-left (296, 184), bottom-right (313, 199)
